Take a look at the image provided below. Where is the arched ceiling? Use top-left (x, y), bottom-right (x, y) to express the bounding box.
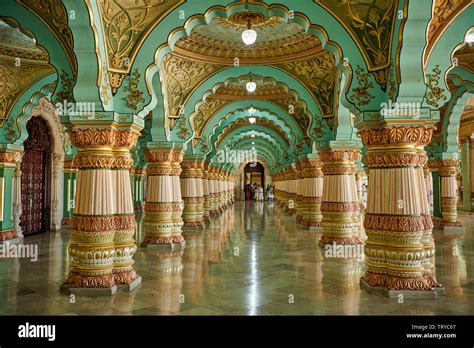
top-left (1, 0), bottom-right (473, 173)
top-left (174, 13), bottom-right (322, 64)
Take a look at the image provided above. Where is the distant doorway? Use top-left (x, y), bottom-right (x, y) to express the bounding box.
top-left (20, 117), bottom-right (52, 235)
top-left (244, 162), bottom-right (265, 188)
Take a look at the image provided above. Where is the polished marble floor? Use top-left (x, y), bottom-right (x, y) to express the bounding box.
top-left (1, 201), bottom-right (473, 315)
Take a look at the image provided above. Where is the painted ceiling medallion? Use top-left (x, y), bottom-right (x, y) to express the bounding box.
top-left (174, 15), bottom-right (321, 64)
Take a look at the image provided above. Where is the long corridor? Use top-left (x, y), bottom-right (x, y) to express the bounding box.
top-left (1, 202), bottom-right (474, 316)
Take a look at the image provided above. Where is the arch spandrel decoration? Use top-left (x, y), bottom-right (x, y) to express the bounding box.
top-left (0, 18), bottom-right (55, 127)
top-left (314, 0), bottom-right (400, 88)
top-left (95, 0), bottom-right (186, 92)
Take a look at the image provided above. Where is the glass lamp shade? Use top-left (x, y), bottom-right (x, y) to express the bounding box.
top-left (249, 117), bottom-right (256, 124)
top-left (242, 29), bottom-right (257, 45)
top-left (248, 107), bottom-right (256, 114)
top-left (466, 31), bottom-right (474, 44)
top-left (246, 81), bottom-right (257, 93)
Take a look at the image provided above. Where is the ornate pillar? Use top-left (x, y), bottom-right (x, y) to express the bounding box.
top-left (359, 126), bottom-right (442, 294)
top-left (12, 154), bottom-right (23, 239)
top-left (180, 158), bottom-right (204, 229)
top-left (280, 170), bottom-right (287, 207)
top-left (112, 135), bottom-right (141, 290)
top-left (202, 162), bottom-right (210, 222)
top-left (63, 128), bottom-right (141, 294)
top-left (295, 161), bottom-right (305, 222)
top-left (459, 135), bottom-right (473, 212)
top-left (302, 158), bottom-right (323, 230)
top-left (319, 149), bottom-right (361, 245)
top-left (62, 156), bottom-right (77, 225)
top-left (430, 160), bottom-right (463, 231)
top-left (355, 172), bottom-right (362, 204)
top-left (130, 167), bottom-right (145, 211)
top-left (218, 170), bottom-right (225, 210)
top-left (424, 166), bottom-right (434, 215)
top-left (209, 166), bottom-right (220, 216)
top-left (51, 154), bottom-right (64, 231)
top-left (142, 146), bottom-right (186, 251)
top-left (273, 173), bottom-right (280, 203)
top-left (0, 149), bottom-right (21, 244)
top-left (286, 166), bottom-right (297, 213)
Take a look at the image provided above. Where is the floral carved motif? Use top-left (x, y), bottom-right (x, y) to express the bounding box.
top-left (365, 153), bottom-right (423, 167)
top-left (359, 126), bottom-right (434, 146)
top-left (69, 129), bottom-right (139, 149)
top-left (0, 151), bottom-right (21, 163)
top-left (275, 52), bottom-right (336, 116)
top-left (97, 0), bottom-right (184, 91)
top-left (364, 214), bottom-right (424, 232)
top-left (321, 202), bottom-right (359, 212)
top-left (315, 0), bottom-right (396, 87)
top-left (70, 216), bottom-right (116, 232)
top-left (425, 65), bottom-right (447, 108)
top-left (319, 150), bottom-right (360, 162)
top-left (161, 53), bottom-right (225, 120)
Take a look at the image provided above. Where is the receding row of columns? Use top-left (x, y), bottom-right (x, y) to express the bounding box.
top-left (272, 126), bottom-right (463, 294)
top-left (53, 132), bottom-right (234, 294)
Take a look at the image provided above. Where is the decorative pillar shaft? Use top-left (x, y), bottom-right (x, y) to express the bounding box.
top-left (130, 167), bottom-right (145, 211)
top-left (180, 159), bottom-right (204, 228)
top-left (62, 157), bottom-right (77, 225)
top-left (0, 150), bottom-right (21, 243)
top-left (302, 158), bottom-right (323, 230)
top-left (202, 162), bottom-right (210, 222)
top-left (112, 144), bottom-right (141, 288)
top-left (320, 149), bottom-right (361, 245)
top-left (209, 166), bottom-right (220, 215)
top-left (286, 166), bottom-right (297, 213)
top-left (142, 147), bottom-right (186, 251)
top-left (429, 160), bottom-right (462, 229)
top-left (360, 126), bottom-right (441, 292)
top-left (295, 161), bottom-right (304, 222)
top-left (64, 128), bottom-right (141, 293)
top-left (12, 155), bottom-right (23, 239)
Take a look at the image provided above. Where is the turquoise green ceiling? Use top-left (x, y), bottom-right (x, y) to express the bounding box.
top-left (0, 0), bottom-right (473, 171)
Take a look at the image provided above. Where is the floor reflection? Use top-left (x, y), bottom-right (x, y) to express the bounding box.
top-left (1, 202), bottom-right (474, 315)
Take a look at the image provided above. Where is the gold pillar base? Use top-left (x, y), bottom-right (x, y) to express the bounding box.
top-left (360, 277), bottom-right (444, 298)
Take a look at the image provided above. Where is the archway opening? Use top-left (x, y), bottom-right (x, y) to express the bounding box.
top-left (244, 162), bottom-right (265, 200)
top-left (20, 116), bottom-right (52, 236)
